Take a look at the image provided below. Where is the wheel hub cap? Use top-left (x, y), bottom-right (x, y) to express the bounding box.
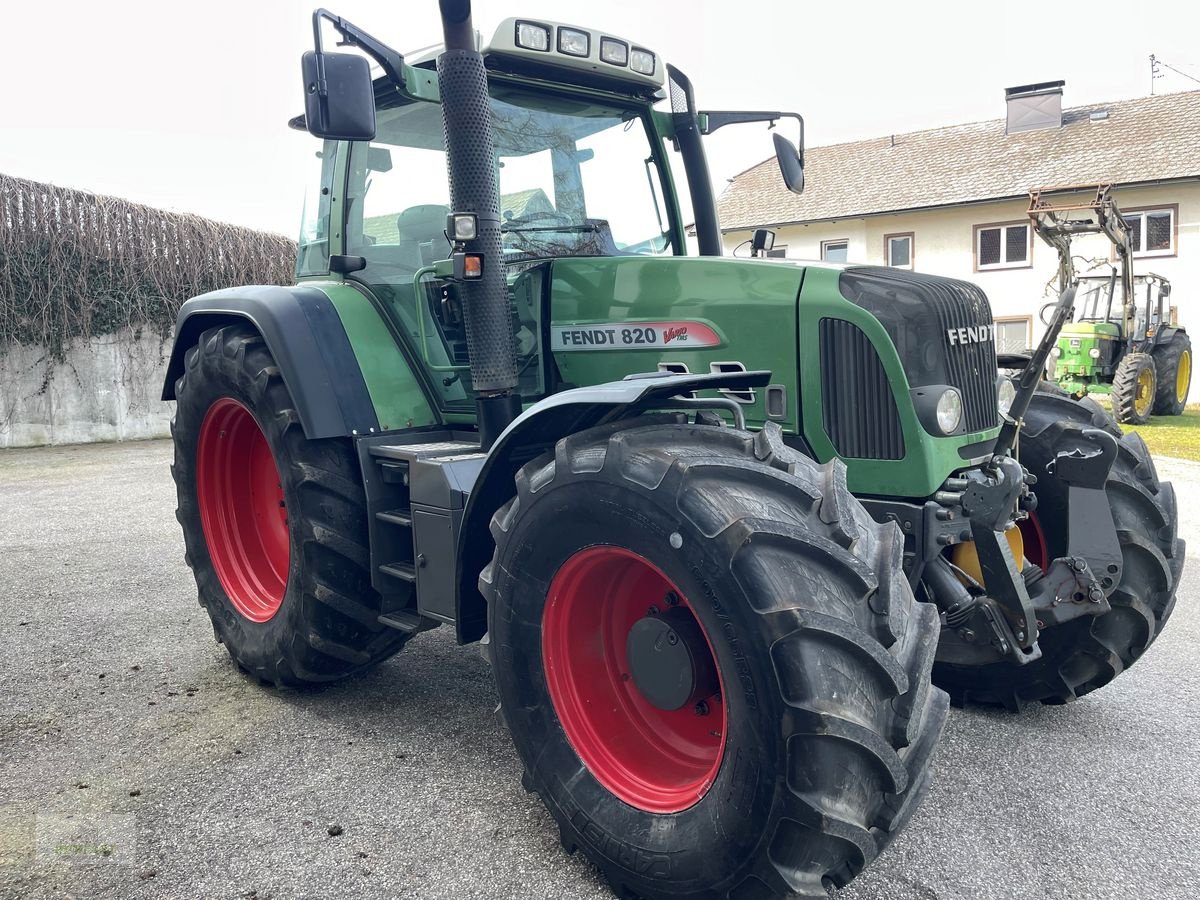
top-left (1136, 368), bottom-right (1154, 416)
top-left (625, 609), bottom-right (719, 711)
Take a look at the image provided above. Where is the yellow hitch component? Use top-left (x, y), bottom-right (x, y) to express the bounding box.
top-left (951, 526), bottom-right (1025, 587)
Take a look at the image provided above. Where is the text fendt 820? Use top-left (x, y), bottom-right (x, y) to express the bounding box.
top-left (162, 3), bottom-right (1185, 897)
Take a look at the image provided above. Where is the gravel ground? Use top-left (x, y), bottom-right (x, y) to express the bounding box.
top-left (2, 438), bottom-right (1198, 900)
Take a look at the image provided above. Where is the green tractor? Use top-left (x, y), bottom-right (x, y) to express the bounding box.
top-left (162, 5), bottom-right (1184, 897)
top-left (1032, 185), bottom-right (1191, 424)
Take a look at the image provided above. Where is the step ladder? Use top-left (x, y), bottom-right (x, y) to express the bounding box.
top-left (363, 434), bottom-right (484, 631)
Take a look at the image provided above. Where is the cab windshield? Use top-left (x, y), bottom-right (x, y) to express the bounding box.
top-left (339, 84), bottom-right (673, 412)
top-left (345, 84), bottom-right (673, 267)
top-left (1076, 276), bottom-right (1117, 321)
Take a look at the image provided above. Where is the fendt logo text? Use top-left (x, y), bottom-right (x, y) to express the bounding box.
top-left (947, 325), bottom-right (993, 346)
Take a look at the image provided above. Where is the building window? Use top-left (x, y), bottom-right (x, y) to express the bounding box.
top-left (821, 239), bottom-right (849, 262)
top-left (765, 244), bottom-right (788, 258)
top-left (975, 222), bottom-right (1030, 270)
top-left (994, 317), bottom-right (1031, 354)
top-left (1123, 207), bottom-right (1176, 257)
top-left (885, 233), bottom-right (913, 269)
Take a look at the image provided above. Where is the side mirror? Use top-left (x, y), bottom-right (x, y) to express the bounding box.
top-left (367, 146), bottom-right (393, 172)
top-left (773, 132), bottom-right (804, 195)
top-left (750, 228), bottom-right (776, 257)
top-left (301, 50), bottom-right (376, 141)
top-left (697, 110), bottom-right (806, 196)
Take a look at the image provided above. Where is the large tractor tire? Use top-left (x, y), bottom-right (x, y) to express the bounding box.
top-left (1110, 351), bottom-right (1157, 424)
top-left (933, 387), bottom-right (1183, 708)
top-left (481, 420), bottom-right (947, 899)
top-left (171, 324), bottom-right (411, 686)
top-left (1151, 331), bottom-right (1192, 416)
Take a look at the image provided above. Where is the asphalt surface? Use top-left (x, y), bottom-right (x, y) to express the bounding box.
top-left (1, 438), bottom-right (1199, 900)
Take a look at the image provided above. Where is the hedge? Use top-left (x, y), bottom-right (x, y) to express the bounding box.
top-left (0, 173), bottom-right (297, 357)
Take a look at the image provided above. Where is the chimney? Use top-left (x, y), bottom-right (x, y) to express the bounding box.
top-left (1005, 80), bottom-right (1065, 134)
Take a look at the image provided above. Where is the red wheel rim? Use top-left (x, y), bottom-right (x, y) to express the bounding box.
top-left (542, 546), bottom-right (727, 813)
top-left (1018, 512), bottom-right (1049, 571)
top-left (196, 398), bottom-right (289, 623)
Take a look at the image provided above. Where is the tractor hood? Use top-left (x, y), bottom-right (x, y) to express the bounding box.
top-left (545, 255), bottom-right (1002, 497)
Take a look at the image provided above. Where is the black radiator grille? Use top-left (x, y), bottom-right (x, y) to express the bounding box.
top-left (921, 279), bottom-right (997, 434)
top-left (838, 268), bottom-right (998, 436)
top-left (820, 318), bottom-right (905, 460)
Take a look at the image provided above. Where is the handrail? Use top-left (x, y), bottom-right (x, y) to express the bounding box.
top-left (412, 265), bottom-right (471, 373)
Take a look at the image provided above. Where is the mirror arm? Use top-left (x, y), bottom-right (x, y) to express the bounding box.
top-left (312, 8), bottom-right (407, 90)
top-left (700, 110), bottom-right (800, 135)
top-left (699, 110), bottom-right (805, 173)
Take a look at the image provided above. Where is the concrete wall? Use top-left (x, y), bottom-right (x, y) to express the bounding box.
top-left (724, 182), bottom-right (1200, 397)
top-left (0, 326), bottom-right (173, 448)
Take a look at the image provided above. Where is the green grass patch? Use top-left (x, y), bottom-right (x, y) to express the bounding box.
top-left (1112, 405), bottom-right (1200, 462)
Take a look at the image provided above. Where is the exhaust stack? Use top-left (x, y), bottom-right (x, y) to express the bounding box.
top-left (437, 0), bottom-right (521, 447)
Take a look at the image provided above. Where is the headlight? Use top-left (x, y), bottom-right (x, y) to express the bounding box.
top-left (997, 376), bottom-right (1017, 418)
top-left (1050, 346), bottom-right (1062, 358)
top-left (599, 37), bottom-right (629, 66)
top-left (629, 48), bottom-right (656, 75)
top-left (557, 27), bottom-right (589, 57)
top-left (515, 21), bottom-right (551, 51)
top-left (447, 212), bottom-right (477, 241)
top-left (936, 388), bottom-right (963, 434)
top-left (1089, 347), bottom-right (1101, 359)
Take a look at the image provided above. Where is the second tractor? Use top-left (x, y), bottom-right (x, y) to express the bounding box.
top-left (1032, 184), bottom-right (1191, 423)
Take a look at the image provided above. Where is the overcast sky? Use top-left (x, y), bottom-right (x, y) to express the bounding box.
top-left (3, 0), bottom-right (1197, 237)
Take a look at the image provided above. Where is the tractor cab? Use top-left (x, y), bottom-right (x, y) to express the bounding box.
top-left (1054, 269), bottom-right (1171, 382)
top-left (289, 15), bottom-right (804, 431)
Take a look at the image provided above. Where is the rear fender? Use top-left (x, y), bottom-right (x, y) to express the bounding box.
top-left (161, 285), bottom-right (380, 439)
top-left (454, 370), bottom-right (770, 643)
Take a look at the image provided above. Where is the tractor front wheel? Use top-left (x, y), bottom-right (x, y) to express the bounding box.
top-left (933, 387), bottom-right (1183, 707)
top-left (482, 420), bottom-right (947, 899)
top-left (171, 324), bottom-right (412, 686)
top-left (1110, 351), bottom-right (1157, 424)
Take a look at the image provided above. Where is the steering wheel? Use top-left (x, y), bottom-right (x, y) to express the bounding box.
top-left (1039, 301), bottom-right (1059, 326)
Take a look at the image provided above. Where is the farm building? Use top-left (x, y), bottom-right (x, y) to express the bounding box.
top-left (717, 85), bottom-right (1200, 363)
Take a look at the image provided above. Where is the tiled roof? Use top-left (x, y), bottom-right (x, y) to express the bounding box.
top-left (717, 89), bottom-right (1200, 231)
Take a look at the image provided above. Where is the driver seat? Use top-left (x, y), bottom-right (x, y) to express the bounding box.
top-left (395, 204), bottom-right (450, 270)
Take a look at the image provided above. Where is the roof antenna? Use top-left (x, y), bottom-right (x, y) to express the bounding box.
top-left (1151, 54), bottom-right (1200, 94)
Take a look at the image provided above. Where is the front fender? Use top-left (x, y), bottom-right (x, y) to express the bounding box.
top-left (453, 370), bottom-right (770, 643)
top-left (161, 285), bottom-right (380, 440)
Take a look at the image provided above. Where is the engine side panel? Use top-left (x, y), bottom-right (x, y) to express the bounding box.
top-left (547, 256), bottom-right (804, 435)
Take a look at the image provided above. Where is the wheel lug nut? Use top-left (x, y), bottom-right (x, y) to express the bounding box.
top-left (695, 700), bottom-right (709, 716)
top-left (665, 592), bottom-right (679, 607)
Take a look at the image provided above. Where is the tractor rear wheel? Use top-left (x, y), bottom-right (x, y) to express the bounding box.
top-left (1151, 332), bottom-right (1192, 416)
top-left (482, 420), bottom-right (947, 899)
top-left (932, 387), bottom-right (1183, 708)
top-left (171, 323), bottom-right (412, 686)
top-left (1110, 351), bottom-right (1157, 424)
